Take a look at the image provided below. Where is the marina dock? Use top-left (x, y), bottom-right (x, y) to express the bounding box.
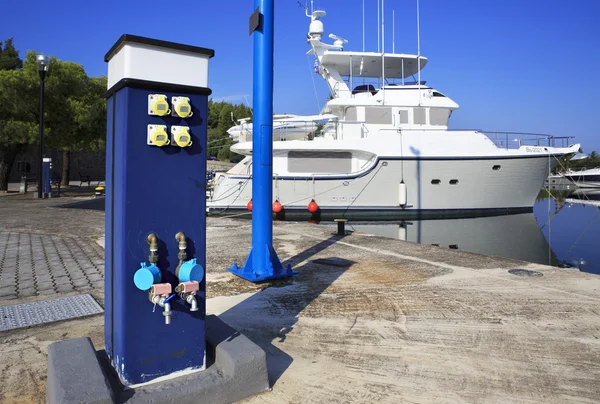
top-left (1, 195), bottom-right (599, 403)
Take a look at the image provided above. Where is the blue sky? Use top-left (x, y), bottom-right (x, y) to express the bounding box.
top-left (3, 0), bottom-right (599, 151)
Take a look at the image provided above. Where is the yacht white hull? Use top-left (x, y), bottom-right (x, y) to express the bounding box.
top-left (208, 154), bottom-right (557, 219)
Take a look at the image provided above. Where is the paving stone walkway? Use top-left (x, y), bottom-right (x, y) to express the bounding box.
top-left (0, 231), bottom-right (104, 301)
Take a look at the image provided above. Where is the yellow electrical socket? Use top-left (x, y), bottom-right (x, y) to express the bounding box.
top-left (147, 125), bottom-right (170, 147)
top-left (171, 126), bottom-right (193, 147)
top-left (171, 96), bottom-right (193, 118)
top-left (148, 94), bottom-right (171, 116)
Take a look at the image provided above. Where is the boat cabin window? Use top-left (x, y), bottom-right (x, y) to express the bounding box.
top-left (413, 108), bottom-right (426, 125)
top-left (288, 151), bottom-right (352, 174)
top-left (430, 108), bottom-right (450, 126)
top-left (433, 92), bottom-right (446, 97)
top-left (365, 107), bottom-right (392, 124)
top-left (345, 107), bottom-right (357, 121)
top-left (398, 110), bottom-right (409, 124)
top-left (352, 84), bottom-right (377, 95)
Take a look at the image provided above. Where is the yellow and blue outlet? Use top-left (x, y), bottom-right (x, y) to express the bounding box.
top-left (147, 95), bottom-right (193, 148)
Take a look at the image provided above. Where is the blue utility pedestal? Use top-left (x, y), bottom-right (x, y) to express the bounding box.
top-left (104, 35), bottom-right (213, 386)
top-left (46, 32), bottom-right (270, 404)
top-left (42, 157), bottom-right (51, 197)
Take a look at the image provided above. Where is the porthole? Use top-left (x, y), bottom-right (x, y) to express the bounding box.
top-left (431, 179), bottom-right (441, 185)
top-left (492, 165), bottom-right (501, 170)
top-left (449, 179), bottom-right (459, 185)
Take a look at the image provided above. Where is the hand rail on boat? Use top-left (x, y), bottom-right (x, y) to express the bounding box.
top-left (479, 131), bottom-right (575, 150)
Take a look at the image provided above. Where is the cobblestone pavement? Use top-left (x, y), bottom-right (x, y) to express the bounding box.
top-left (0, 232), bottom-right (104, 300)
top-left (0, 194), bottom-right (105, 301)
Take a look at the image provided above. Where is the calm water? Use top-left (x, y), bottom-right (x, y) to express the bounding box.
top-left (325, 189), bottom-right (600, 274)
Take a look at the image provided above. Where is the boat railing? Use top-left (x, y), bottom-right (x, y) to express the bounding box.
top-left (332, 81), bottom-right (353, 98)
top-left (480, 131), bottom-right (575, 150)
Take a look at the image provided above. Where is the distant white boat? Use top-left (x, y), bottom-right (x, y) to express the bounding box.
top-left (227, 114), bottom-right (325, 143)
top-left (563, 168), bottom-right (600, 188)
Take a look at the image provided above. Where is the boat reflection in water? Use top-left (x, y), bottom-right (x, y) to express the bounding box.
top-left (323, 213), bottom-right (559, 267)
top-left (565, 188), bottom-right (600, 207)
top-left (312, 188), bottom-right (600, 273)
top-left (534, 188), bottom-right (600, 274)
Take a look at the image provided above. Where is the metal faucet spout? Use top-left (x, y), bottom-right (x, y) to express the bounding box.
top-left (163, 301), bottom-right (172, 324)
top-left (188, 294), bottom-right (198, 312)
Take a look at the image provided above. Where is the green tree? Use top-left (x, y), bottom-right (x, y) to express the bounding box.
top-left (0, 43), bottom-right (35, 191)
top-left (0, 48), bottom-right (107, 190)
top-left (553, 149), bottom-right (600, 173)
top-left (206, 100), bottom-right (250, 161)
top-left (0, 38), bottom-right (23, 70)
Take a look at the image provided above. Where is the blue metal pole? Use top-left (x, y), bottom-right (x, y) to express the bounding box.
top-left (228, 0), bottom-right (295, 282)
top-left (252, 0), bottom-right (273, 274)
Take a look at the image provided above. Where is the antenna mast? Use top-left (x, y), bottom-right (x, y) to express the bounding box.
top-left (362, 0), bottom-right (365, 51)
top-left (382, 0), bottom-right (385, 53)
top-left (392, 10), bottom-right (395, 53)
top-left (377, 0), bottom-right (380, 53)
top-left (417, 0), bottom-right (421, 105)
top-left (382, 0), bottom-right (385, 98)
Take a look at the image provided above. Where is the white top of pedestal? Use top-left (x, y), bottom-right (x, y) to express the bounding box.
top-left (105, 35), bottom-right (214, 91)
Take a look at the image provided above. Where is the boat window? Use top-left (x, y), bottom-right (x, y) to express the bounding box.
top-left (398, 110), bottom-right (409, 124)
top-left (414, 108), bottom-right (426, 125)
top-left (449, 179), bottom-right (459, 185)
top-left (493, 165), bottom-right (501, 170)
top-left (352, 84), bottom-right (377, 95)
top-left (430, 108), bottom-right (450, 126)
top-left (433, 92), bottom-right (446, 97)
top-left (345, 107), bottom-right (357, 121)
top-left (365, 107), bottom-right (392, 124)
top-left (431, 179), bottom-right (441, 185)
top-left (288, 151), bottom-right (352, 174)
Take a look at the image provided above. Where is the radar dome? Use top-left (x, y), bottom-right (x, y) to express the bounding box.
top-left (309, 20), bottom-right (324, 37)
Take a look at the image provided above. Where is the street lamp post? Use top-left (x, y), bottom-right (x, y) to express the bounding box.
top-left (36, 54), bottom-right (50, 199)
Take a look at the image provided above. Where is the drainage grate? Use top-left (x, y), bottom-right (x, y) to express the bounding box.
top-left (508, 269), bottom-right (543, 277)
top-left (0, 294), bottom-right (103, 331)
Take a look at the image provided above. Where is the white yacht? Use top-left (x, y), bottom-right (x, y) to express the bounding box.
top-left (208, 9), bottom-right (580, 219)
top-left (563, 168), bottom-right (600, 188)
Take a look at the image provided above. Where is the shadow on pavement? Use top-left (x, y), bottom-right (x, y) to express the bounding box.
top-left (54, 197), bottom-right (105, 211)
top-left (218, 233), bottom-right (354, 387)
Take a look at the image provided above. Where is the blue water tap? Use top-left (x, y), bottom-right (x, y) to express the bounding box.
top-left (177, 258), bottom-right (205, 283)
top-left (133, 262), bottom-right (162, 291)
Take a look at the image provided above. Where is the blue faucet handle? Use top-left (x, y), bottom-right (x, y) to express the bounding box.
top-left (164, 293), bottom-right (177, 303)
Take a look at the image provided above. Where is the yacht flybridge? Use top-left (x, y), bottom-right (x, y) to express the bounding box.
top-left (208, 8), bottom-right (580, 219)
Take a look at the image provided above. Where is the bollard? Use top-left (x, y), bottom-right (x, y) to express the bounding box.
top-left (19, 175), bottom-right (27, 194)
top-left (334, 218), bottom-right (348, 236)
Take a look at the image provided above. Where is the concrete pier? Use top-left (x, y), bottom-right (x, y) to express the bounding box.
top-left (1, 194), bottom-right (600, 403)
